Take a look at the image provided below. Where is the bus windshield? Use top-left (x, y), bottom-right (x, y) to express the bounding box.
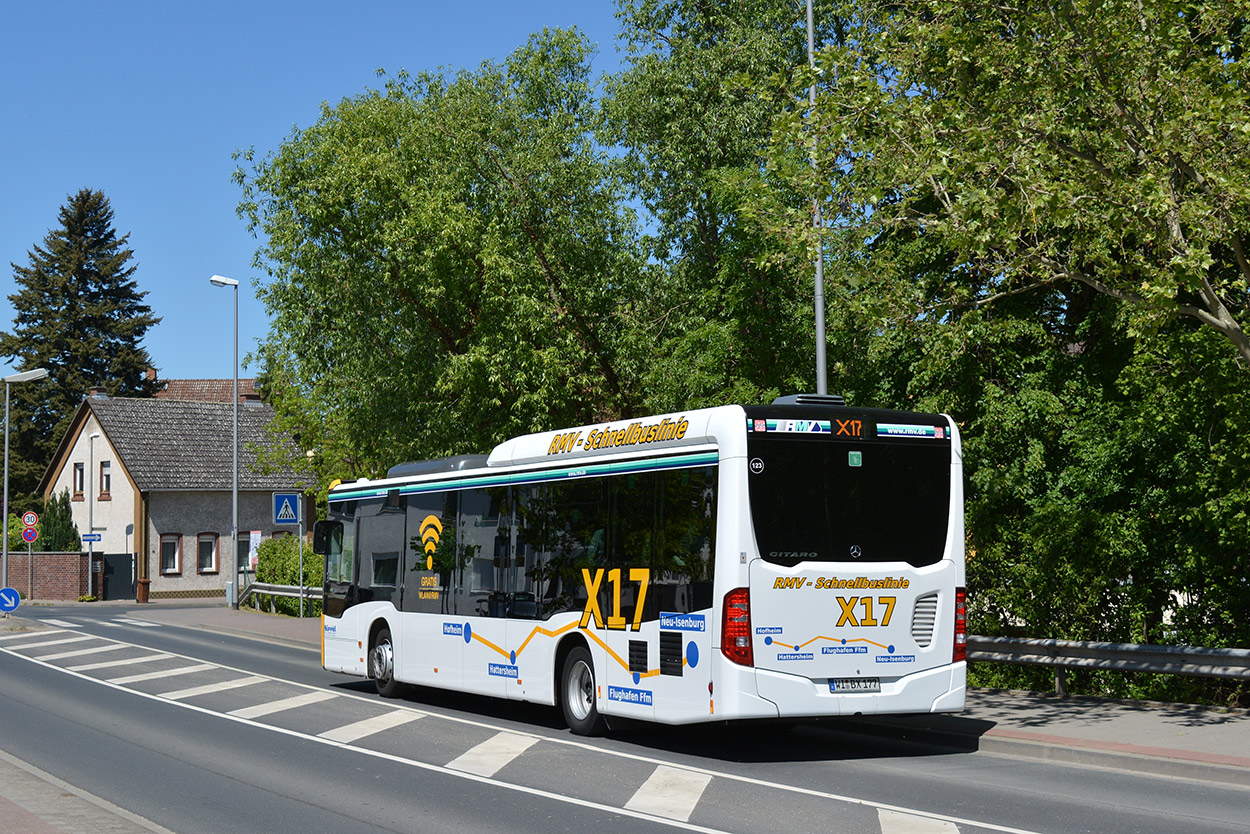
top-left (746, 425), bottom-right (951, 568)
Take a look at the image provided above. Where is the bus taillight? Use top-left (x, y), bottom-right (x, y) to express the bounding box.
top-left (953, 587), bottom-right (967, 663)
top-left (722, 588), bottom-right (753, 667)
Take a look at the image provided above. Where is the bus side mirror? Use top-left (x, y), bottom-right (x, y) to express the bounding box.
top-left (312, 520), bottom-right (340, 556)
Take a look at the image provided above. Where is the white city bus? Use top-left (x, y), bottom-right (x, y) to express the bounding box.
top-left (314, 394), bottom-right (966, 734)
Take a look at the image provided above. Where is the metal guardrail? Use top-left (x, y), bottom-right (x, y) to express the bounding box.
top-left (968, 635), bottom-right (1250, 693)
top-left (238, 582), bottom-right (321, 612)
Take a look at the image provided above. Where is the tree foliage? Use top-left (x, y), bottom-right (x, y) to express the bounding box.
top-left (605, 0), bottom-right (838, 409)
top-left (1, 189), bottom-right (161, 498)
top-left (38, 488), bottom-right (82, 552)
top-left (789, 0), bottom-right (1250, 367)
top-left (238, 30), bottom-right (649, 483)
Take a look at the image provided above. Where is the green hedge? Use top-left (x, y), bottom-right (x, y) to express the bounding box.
top-left (254, 535), bottom-right (322, 617)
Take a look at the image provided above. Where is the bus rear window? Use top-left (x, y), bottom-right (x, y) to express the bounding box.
top-left (747, 433), bottom-right (951, 568)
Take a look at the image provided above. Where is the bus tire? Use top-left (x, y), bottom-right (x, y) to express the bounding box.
top-left (561, 645), bottom-right (606, 736)
top-left (370, 627), bottom-right (402, 698)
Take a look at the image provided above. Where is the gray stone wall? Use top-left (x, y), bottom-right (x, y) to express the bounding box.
top-left (146, 490), bottom-right (303, 598)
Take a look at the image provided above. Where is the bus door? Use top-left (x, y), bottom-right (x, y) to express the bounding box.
top-left (457, 487), bottom-right (512, 697)
top-left (316, 515), bottom-right (363, 674)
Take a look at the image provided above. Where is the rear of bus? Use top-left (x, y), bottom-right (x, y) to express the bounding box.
top-left (730, 401), bottom-right (966, 718)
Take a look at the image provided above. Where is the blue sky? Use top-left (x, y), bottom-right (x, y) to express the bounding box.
top-left (1, 1), bottom-right (622, 383)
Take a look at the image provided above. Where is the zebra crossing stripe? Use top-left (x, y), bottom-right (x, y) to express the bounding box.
top-left (36, 643), bottom-right (128, 662)
top-left (229, 691), bottom-right (336, 719)
top-left (69, 653), bottom-right (172, 672)
top-left (108, 664), bottom-right (216, 685)
top-left (161, 676), bottom-right (266, 701)
top-left (0, 629), bottom-right (64, 641)
top-left (624, 765), bottom-right (713, 822)
top-left (318, 710), bottom-right (420, 743)
top-left (446, 732), bottom-right (539, 778)
top-left (879, 809), bottom-right (961, 833)
top-left (9, 635), bottom-right (91, 650)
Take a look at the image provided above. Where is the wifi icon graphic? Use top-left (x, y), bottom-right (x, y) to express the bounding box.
top-left (420, 515), bottom-right (443, 570)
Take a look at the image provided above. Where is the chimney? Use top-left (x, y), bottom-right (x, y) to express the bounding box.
top-left (89, 386), bottom-right (108, 399)
top-left (145, 368), bottom-right (157, 382)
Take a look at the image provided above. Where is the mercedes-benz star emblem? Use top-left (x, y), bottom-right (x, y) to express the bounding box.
top-left (850, 545), bottom-right (862, 559)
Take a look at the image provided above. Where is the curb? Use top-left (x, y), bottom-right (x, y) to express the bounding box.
top-left (842, 716), bottom-right (1250, 788)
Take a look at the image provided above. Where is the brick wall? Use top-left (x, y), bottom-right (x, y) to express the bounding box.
top-left (5, 551), bottom-right (93, 600)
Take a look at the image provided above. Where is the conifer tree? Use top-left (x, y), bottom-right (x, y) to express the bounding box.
top-left (1, 189), bottom-right (161, 498)
top-left (38, 488), bottom-right (81, 552)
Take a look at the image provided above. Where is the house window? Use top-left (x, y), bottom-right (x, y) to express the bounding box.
top-left (160, 535), bottom-right (181, 575)
top-left (197, 533), bottom-right (218, 574)
top-left (99, 461), bottom-right (111, 498)
top-left (73, 463), bottom-right (85, 499)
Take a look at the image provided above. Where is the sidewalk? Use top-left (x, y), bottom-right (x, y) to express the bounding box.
top-left (3, 604), bottom-right (1249, 833)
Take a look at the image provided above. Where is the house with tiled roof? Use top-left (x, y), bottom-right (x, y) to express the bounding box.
top-left (38, 391), bottom-right (313, 600)
top-left (154, 377), bottom-right (259, 403)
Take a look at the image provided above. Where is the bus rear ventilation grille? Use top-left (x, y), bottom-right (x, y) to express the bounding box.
top-left (911, 592), bottom-right (939, 648)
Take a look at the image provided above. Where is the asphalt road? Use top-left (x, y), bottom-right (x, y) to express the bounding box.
top-left (2, 605), bottom-right (1248, 834)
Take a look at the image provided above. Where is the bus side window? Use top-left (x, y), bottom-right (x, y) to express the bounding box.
top-left (455, 487), bottom-right (509, 616)
top-left (356, 498), bottom-right (404, 608)
top-left (404, 490), bottom-right (458, 614)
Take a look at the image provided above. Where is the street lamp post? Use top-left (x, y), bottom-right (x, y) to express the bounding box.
top-left (2, 368), bottom-right (50, 591)
top-left (210, 275), bottom-right (240, 609)
top-left (88, 431), bottom-right (100, 599)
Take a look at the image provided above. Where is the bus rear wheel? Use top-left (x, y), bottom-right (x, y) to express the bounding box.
top-left (370, 627), bottom-right (402, 698)
top-left (561, 646), bottom-right (606, 736)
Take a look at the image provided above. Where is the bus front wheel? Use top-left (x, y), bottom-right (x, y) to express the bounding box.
top-left (370, 627), bottom-right (402, 698)
top-left (561, 646), bottom-right (606, 736)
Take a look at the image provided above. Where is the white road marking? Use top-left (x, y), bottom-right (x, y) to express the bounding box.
top-left (879, 809), bottom-right (961, 833)
top-left (625, 765), bottom-right (714, 822)
top-left (319, 709), bottom-right (421, 743)
top-left (108, 663), bottom-right (216, 684)
top-left (446, 731), bottom-right (539, 778)
top-left (0, 629), bottom-right (64, 641)
top-left (161, 676), bottom-right (266, 701)
top-left (1, 630), bottom-right (1045, 834)
top-left (229, 690), bottom-right (336, 719)
top-left (36, 643), bottom-right (128, 661)
top-left (69, 653), bottom-right (171, 671)
top-left (112, 619), bottom-right (161, 628)
top-left (37, 619), bottom-right (79, 628)
top-left (8, 635), bottom-right (92, 650)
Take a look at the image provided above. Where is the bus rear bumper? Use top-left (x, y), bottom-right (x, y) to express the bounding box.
top-left (755, 662), bottom-right (966, 717)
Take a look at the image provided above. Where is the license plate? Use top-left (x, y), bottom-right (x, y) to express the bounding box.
top-left (829, 677), bottom-right (880, 693)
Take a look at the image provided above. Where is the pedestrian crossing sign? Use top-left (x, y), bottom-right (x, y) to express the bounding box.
top-left (273, 492), bottom-right (300, 525)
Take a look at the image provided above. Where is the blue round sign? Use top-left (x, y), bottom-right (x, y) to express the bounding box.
top-left (0, 587), bottom-right (20, 613)
top-left (21, 526), bottom-right (38, 543)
